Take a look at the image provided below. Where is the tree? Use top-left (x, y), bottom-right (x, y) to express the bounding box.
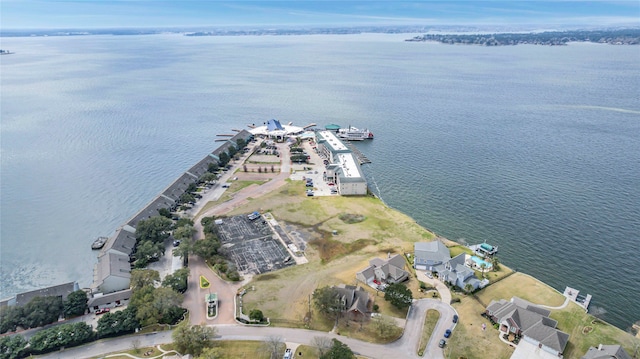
top-left (249, 309), bottom-right (264, 322)
top-left (313, 286), bottom-right (341, 319)
top-left (136, 216), bottom-right (173, 243)
top-left (491, 256), bottom-right (500, 271)
top-left (174, 225), bottom-right (195, 241)
top-left (464, 283), bottom-right (474, 294)
top-left (312, 336), bottom-right (333, 357)
top-left (261, 335), bottom-right (285, 359)
top-left (130, 269), bottom-right (160, 291)
top-left (480, 263), bottom-right (487, 278)
top-left (243, 164), bottom-right (248, 172)
top-left (384, 283), bottom-right (413, 310)
top-left (175, 217), bottom-right (194, 228)
top-left (200, 172), bottom-right (217, 183)
top-left (218, 152), bottom-right (230, 167)
top-left (236, 138), bottom-right (246, 150)
top-left (163, 268), bottom-right (190, 294)
top-left (22, 296), bottom-right (63, 329)
top-left (64, 290), bottom-right (88, 318)
top-left (157, 207), bottom-right (172, 218)
top-left (0, 306), bottom-right (23, 334)
top-left (207, 162), bottom-right (219, 173)
top-left (320, 339), bottom-right (355, 359)
top-left (96, 307), bottom-right (139, 338)
top-left (29, 322), bottom-right (95, 354)
top-left (133, 240), bottom-right (164, 268)
top-left (0, 334), bottom-right (28, 359)
top-left (172, 324), bottom-right (217, 357)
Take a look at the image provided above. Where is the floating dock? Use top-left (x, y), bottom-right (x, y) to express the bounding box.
top-left (564, 286), bottom-right (592, 312)
top-left (345, 142), bottom-right (371, 164)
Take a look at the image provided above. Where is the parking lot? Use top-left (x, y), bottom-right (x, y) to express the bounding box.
top-left (215, 214), bottom-right (294, 275)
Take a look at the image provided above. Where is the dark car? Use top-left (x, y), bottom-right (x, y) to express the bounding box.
top-left (444, 329), bottom-right (452, 338)
top-left (453, 314), bottom-right (458, 323)
top-left (439, 339), bottom-right (446, 348)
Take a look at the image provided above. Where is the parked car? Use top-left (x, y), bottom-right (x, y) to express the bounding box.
top-left (173, 240), bottom-right (181, 247)
top-left (444, 329), bottom-right (452, 338)
top-left (283, 348), bottom-right (293, 359)
top-left (95, 308), bottom-right (110, 315)
top-left (453, 314), bottom-right (458, 323)
top-left (439, 339), bottom-right (446, 348)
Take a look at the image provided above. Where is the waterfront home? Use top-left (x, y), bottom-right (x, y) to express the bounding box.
top-left (0, 281), bottom-right (79, 308)
top-left (88, 289), bottom-right (132, 313)
top-left (414, 241), bottom-right (450, 271)
top-left (434, 254), bottom-right (484, 291)
top-left (93, 252), bottom-right (131, 294)
top-left (332, 284), bottom-right (371, 320)
top-left (356, 253), bottom-right (409, 288)
top-left (581, 344), bottom-right (632, 359)
top-left (486, 297), bottom-right (569, 357)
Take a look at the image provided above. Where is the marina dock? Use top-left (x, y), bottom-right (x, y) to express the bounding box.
top-left (345, 142), bottom-right (371, 164)
top-left (564, 286), bottom-right (592, 312)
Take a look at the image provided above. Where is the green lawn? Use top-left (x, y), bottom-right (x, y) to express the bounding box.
top-left (418, 309), bottom-right (440, 355)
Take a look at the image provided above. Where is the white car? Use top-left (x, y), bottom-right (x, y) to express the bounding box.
top-left (284, 348), bottom-right (293, 359)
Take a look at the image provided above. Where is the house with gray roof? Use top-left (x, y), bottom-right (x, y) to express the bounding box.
top-left (93, 252), bottom-right (131, 294)
top-left (356, 254), bottom-right (409, 288)
top-left (434, 253), bottom-right (483, 291)
top-left (332, 284), bottom-right (371, 320)
top-left (87, 289), bottom-right (132, 313)
top-left (187, 154), bottom-right (219, 179)
top-left (102, 225), bottom-right (136, 257)
top-left (13, 282), bottom-right (79, 307)
top-left (486, 297), bottom-right (570, 357)
top-left (127, 196), bottom-right (176, 227)
top-left (581, 344), bottom-right (632, 359)
top-left (414, 241), bottom-right (450, 271)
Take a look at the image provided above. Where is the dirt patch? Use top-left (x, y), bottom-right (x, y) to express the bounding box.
top-left (339, 213), bottom-right (367, 224)
top-left (582, 326), bottom-right (593, 334)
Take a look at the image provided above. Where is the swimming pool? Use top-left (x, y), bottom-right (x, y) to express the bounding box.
top-left (470, 256), bottom-right (492, 269)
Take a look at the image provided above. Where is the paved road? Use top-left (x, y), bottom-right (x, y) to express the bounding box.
top-left (36, 298), bottom-right (456, 359)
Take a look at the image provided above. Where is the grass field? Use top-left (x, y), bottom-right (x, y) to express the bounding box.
top-left (203, 178), bottom-right (640, 358)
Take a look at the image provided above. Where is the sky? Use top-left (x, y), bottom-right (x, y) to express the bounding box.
top-left (1, 1), bottom-right (639, 29)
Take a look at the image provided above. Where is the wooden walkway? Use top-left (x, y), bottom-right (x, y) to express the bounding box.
top-left (345, 142), bottom-right (371, 164)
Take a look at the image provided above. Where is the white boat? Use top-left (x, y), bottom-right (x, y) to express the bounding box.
top-left (336, 126), bottom-right (374, 141)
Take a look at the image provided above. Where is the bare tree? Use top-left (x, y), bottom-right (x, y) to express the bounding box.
top-left (312, 336), bottom-right (332, 357)
top-left (261, 335), bottom-right (285, 359)
top-left (131, 338), bottom-right (141, 354)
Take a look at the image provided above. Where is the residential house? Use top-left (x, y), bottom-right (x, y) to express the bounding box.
top-left (93, 252), bottom-right (131, 294)
top-left (102, 225), bottom-right (136, 257)
top-left (10, 282), bottom-right (79, 307)
top-left (356, 254), bottom-right (409, 288)
top-left (434, 254), bottom-right (483, 291)
top-left (414, 241), bottom-right (450, 271)
top-left (87, 289), bottom-right (132, 313)
top-left (581, 344), bottom-right (632, 359)
top-left (332, 284), bottom-right (371, 320)
top-left (486, 297), bottom-right (570, 357)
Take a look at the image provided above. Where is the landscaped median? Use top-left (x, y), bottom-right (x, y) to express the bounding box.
top-left (199, 275), bottom-right (210, 289)
top-left (417, 309), bottom-right (440, 355)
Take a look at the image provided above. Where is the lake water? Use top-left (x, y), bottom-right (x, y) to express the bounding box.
top-left (1, 34), bottom-right (638, 330)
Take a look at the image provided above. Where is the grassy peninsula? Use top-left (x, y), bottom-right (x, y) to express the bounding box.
top-left (230, 180), bottom-right (639, 359)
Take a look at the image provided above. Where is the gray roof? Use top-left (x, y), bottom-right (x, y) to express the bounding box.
top-left (486, 296), bottom-right (570, 354)
top-left (103, 225), bottom-right (136, 256)
top-left (357, 254), bottom-right (409, 283)
top-left (333, 284), bottom-right (370, 315)
top-left (414, 241), bottom-right (450, 264)
top-left (186, 155), bottom-right (218, 178)
top-left (524, 321), bottom-right (569, 354)
top-left (161, 172), bottom-right (198, 202)
top-left (127, 195), bottom-right (176, 228)
top-left (15, 282), bottom-right (78, 307)
top-left (88, 289), bottom-right (132, 308)
top-left (581, 345), bottom-right (633, 359)
top-left (96, 252), bottom-right (131, 283)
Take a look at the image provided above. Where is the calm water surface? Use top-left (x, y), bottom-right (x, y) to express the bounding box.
top-left (1, 34), bottom-right (638, 329)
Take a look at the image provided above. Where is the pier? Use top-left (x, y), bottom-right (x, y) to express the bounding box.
top-left (564, 286), bottom-right (592, 312)
top-left (345, 142), bottom-right (371, 164)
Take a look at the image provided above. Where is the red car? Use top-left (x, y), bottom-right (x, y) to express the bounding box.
top-left (95, 308), bottom-right (110, 315)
